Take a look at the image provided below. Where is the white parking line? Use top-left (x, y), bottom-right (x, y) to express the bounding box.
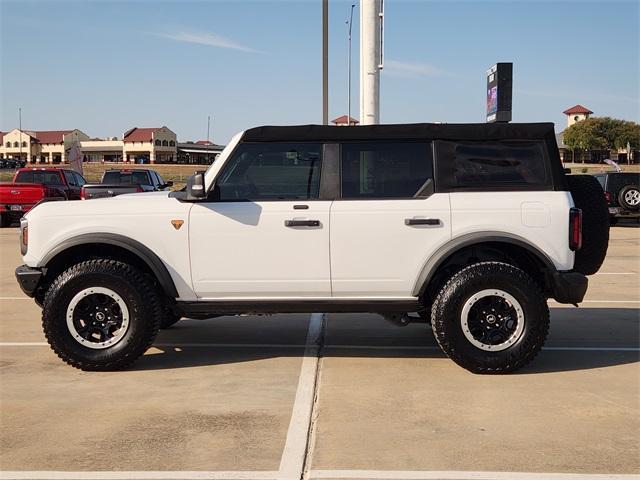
top-left (309, 470), bottom-right (638, 480)
top-left (0, 472), bottom-right (280, 480)
top-left (278, 312), bottom-right (324, 480)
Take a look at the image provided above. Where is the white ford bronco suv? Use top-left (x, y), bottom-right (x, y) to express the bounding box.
top-left (15, 123), bottom-right (609, 373)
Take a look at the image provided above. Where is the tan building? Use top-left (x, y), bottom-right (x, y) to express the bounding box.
top-left (123, 127), bottom-right (177, 163)
top-left (0, 126), bottom-right (178, 164)
top-left (0, 129), bottom-right (89, 164)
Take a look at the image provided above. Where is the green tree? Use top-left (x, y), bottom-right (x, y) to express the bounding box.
top-left (563, 117), bottom-right (640, 163)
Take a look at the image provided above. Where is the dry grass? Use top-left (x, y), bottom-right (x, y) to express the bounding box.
top-left (563, 163), bottom-right (640, 174)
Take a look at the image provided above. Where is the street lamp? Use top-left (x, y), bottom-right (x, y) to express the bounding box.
top-left (347, 4), bottom-right (356, 125)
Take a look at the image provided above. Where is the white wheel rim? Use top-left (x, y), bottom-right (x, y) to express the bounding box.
top-left (624, 189), bottom-right (640, 206)
top-left (66, 287), bottom-right (130, 349)
top-left (460, 289), bottom-right (525, 352)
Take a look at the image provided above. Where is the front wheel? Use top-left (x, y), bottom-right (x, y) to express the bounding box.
top-left (42, 259), bottom-right (162, 371)
top-left (431, 262), bottom-right (549, 374)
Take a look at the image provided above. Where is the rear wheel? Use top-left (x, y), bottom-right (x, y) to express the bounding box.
top-left (431, 262), bottom-right (549, 374)
top-left (42, 259), bottom-right (161, 371)
top-left (567, 175), bottom-right (609, 275)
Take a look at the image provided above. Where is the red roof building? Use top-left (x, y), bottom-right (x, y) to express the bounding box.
top-left (563, 105), bottom-right (593, 115)
top-left (331, 115), bottom-right (359, 126)
top-left (123, 127), bottom-right (162, 142)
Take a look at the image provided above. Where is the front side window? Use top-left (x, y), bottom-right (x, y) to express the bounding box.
top-left (436, 140), bottom-right (550, 190)
top-left (216, 143), bottom-right (322, 201)
top-left (341, 142), bottom-right (433, 198)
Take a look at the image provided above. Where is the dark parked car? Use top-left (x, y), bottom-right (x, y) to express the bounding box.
top-left (593, 172), bottom-right (640, 223)
top-left (81, 169), bottom-right (173, 199)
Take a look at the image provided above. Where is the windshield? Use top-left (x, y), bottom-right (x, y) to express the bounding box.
top-left (103, 171), bottom-right (150, 186)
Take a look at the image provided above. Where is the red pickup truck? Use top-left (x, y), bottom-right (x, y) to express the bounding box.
top-left (0, 168), bottom-right (86, 227)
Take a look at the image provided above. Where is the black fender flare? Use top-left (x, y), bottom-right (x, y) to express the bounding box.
top-left (40, 233), bottom-right (179, 298)
top-left (412, 232), bottom-right (558, 296)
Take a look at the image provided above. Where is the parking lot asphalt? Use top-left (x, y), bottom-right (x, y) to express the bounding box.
top-left (0, 226), bottom-right (638, 479)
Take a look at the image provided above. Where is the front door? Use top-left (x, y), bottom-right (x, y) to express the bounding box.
top-left (189, 142), bottom-right (331, 299)
top-left (330, 141), bottom-right (451, 298)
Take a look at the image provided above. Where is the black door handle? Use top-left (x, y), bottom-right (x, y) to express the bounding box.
top-left (285, 219), bottom-right (321, 227)
top-left (405, 218), bottom-right (440, 226)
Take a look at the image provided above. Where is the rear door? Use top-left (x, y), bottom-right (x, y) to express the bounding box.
top-left (189, 142), bottom-right (331, 299)
top-left (329, 141), bottom-right (451, 298)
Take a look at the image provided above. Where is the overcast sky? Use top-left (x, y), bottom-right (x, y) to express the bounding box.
top-left (1, 0), bottom-right (638, 143)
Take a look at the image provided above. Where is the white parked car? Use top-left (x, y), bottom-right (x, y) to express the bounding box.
top-left (15, 123), bottom-right (609, 373)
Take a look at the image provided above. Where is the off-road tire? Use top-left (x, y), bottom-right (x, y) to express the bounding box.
top-left (567, 175), bottom-right (609, 275)
top-left (618, 185), bottom-right (640, 211)
top-left (431, 262), bottom-right (549, 374)
top-left (42, 259), bottom-right (161, 371)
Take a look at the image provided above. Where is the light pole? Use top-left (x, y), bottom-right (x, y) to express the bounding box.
top-left (347, 3), bottom-right (355, 125)
top-left (322, 0), bottom-right (329, 125)
top-left (207, 115), bottom-right (211, 164)
top-left (18, 108), bottom-right (22, 163)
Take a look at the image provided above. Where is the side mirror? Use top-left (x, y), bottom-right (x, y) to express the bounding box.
top-left (185, 172), bottom-right (206, 200)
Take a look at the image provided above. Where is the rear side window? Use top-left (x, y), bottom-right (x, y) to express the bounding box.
top-left (216, 143), bottom-right (322, 201)
top-left (15, 170), bottom-right (63, 185)
top-left (63, 171), bottom-right (77, 186)
top-left (340, 142), bottom-right (433, 198)
top-left (436, 140), bottom-right (550, 190)
top-left (73, 172), bottom-right (86, 186)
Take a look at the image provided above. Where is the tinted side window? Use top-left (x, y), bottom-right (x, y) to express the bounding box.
top-left (216, 143), bottom-right (322, 201)
top-left (63, 171), bottom-right (77, 186)
top-left (340, 142), bottom-right (433, 198)
top-left (436, 141), bottom-right (550, 190)
top-left (74, 172), bottom-right (86, 186)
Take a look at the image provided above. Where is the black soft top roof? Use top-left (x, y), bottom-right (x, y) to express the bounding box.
top-left (242, 122), bottom-right (556, 143)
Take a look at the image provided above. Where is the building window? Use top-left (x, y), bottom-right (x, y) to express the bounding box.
top-left (154, 139), bottom-right (161, 146)
top-left (21, 141), bottom-right (27, 147)
top-left (5, 142), bottom-right (9, 148)
top-left (162, 140), bottom-right (168, 146)
top-left (13, 141), bottom-right (19, 147)
top-left (169, 140), bottom-right (175, 147)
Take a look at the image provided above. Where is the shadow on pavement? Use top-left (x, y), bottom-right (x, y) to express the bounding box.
top-left (132, 307), bottom-right (639, 375)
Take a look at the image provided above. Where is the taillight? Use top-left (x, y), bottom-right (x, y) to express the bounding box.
top-left (20, 218), bottom-right (28, 255)
top-left (135, 186), bottom-right (144, 193)
top-left (569, 208), bottom-right (582, 251)
top-left (604, 191), bottom-right (611, 203)
top-left (80, 188), bottom-right (86, 200)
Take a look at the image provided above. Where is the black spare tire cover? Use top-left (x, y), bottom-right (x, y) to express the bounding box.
top-left (567, 175), bottom-right (609, 275)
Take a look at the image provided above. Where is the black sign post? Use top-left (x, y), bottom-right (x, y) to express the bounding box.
top-left (486, 63), bottom-right (512, 123)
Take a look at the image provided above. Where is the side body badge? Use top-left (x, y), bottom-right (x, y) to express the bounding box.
top-left (171, 220), bottom-right (184, 230)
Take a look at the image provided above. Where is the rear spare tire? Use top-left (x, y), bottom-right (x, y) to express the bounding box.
top-left (567, 175), bottom-right (609, 275)
top-left (618, 185), bottom-right (640, 211)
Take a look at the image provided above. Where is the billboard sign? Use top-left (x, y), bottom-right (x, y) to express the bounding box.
top-left (486, 63), bottom-right (512, 123)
